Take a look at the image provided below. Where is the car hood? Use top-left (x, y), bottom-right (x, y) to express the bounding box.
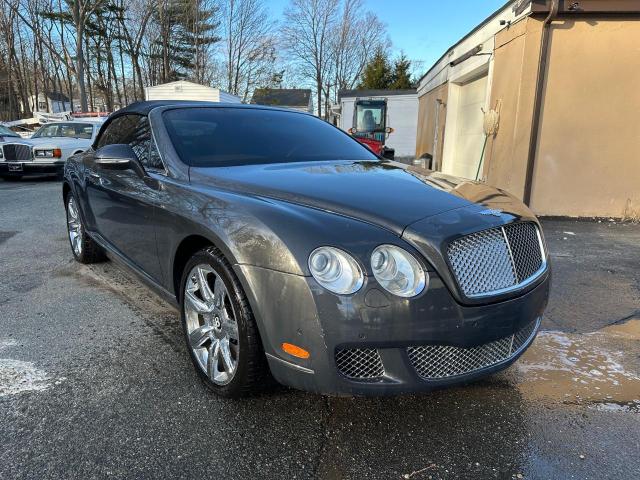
top-left (0, 137), bottom-right (32, 145)
top-left (190, 160), bottom-right (532, 235)
top-left (27, 137), bottom-right (91, 148)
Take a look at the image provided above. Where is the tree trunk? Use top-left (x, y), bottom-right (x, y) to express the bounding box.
top-left (316, 74), bottom-right (322, 118)
top-left (74, 1), bottom-right (89, 112)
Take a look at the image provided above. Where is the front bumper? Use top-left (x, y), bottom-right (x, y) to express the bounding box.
top-left (235, 265), bottom-right (550, 396)
top-left (0, 161), bottom-right (64, 175)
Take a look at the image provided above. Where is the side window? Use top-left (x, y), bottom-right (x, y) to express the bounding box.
top-left (96, 115), bottom-right (136, 148)
top-left (96, 115), bottom-right (164, 172)
top-left (129, 117), bottom-right (164, 172)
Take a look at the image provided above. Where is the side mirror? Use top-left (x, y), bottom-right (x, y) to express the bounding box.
top-left (95, 144), bottom-right (145, 177)
top-left (385, 127), bottom-right (394, 134)
top-left (348, 127), bottom-right (357, 134)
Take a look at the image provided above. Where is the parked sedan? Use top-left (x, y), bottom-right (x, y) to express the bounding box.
top-left (0, 121), bottom-right (100, 179)
top-left (0, 125), bottom-right (21, 142)
top-left (62, 101), bottom-right (550, 397)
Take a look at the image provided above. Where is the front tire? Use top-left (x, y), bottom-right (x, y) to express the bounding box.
top-left (180, 247), bottom-right (269, 397)
top-left (65, 193), bottom-right (105, 264)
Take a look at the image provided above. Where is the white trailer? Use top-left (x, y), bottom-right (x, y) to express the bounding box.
top-left (335, 89), bottom-right (418, 159)
top-left (145, 81), bottom-right (241, 103)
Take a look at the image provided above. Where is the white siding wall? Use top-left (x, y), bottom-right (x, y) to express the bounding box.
top-left (218, 91), bottom-right (242, 103)
top-left (145, 81), bottom-right (240, 103)
top-left (338, 94), bottom-right (418, 158)
top-left (386, 95), bottom-right (418, 157)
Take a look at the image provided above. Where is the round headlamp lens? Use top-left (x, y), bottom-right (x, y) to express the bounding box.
top-left (308, 247), bottom-right (363, 295)
top-left (371, 245), bottom-right (426, 297)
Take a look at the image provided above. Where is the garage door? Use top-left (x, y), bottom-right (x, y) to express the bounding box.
top-left (445, 74), bottom-right (488, 179)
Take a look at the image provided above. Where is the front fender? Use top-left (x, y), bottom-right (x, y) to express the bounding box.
top-left (154, 178), bottom-right (407, 292)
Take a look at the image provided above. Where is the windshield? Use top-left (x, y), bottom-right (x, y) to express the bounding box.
top-left (32, 123), bottom-right (94, 139)
top-left (0, 125), bottom-right (19, 137)
top-left (164, 107), bottom-right (377, 167)
top-left (355, 101), bottom-right (386, 134)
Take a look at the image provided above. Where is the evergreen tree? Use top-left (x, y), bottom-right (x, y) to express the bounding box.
top-left (390, 53), bottom-right (412, 89)
top-left (150, 0), bottom-right (220, 83)
top-left (358, 48), bottom-right (392, 89)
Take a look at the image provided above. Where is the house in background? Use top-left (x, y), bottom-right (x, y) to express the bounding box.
top-left (415, 0), bottom-right (640, 219)
top-left (250, 89), bottom-right (313, 113)
top-left (145, 81), bottom-right (241, 103)
top-left (29, 92), bottom-right (71, 113)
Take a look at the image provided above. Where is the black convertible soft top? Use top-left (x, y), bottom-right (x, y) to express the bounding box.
top-left (115, 100), bottom-right (302, 117)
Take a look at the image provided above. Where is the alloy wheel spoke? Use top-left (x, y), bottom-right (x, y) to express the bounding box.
top-left (68, 199), bottom-right (77, 219)
top-left (185, 289), bottom-right (211, 314)
top-left (208, 339), bottom-right (220, 379)
top-left (197, 266), bottom-right (215, 303)
top-left (189, 325), bottom-right (213, 349)
top-left (219, 340), bottom-right (235, 374)
top-left (213, 276), bottom-right (225, 308)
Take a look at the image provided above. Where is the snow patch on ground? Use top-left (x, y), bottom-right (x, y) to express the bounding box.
top-left (0, 338), bottom-right (50, 396)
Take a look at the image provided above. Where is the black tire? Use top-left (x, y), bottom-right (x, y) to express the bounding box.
top-left (64, 192), bottom-right (106, 264)
top-left (180, 246), bottom-right (269, 397)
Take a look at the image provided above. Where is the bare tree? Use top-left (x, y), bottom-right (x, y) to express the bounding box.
top-left (331, 1), bottom-right (386, 94)
top-left (281, 0), bottom-right (339, 117)
top-left (221, 0), bottom-right (276, 102)
top-left (69, 0), bottom-right (108, 111)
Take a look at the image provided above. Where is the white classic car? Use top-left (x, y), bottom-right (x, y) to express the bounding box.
top-left (0, 121), bottom-right (102, 179)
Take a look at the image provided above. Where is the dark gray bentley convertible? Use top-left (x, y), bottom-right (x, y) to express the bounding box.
top-left (62, 101), bottom-right (550, 397)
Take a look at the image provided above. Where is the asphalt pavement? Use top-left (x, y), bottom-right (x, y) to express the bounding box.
top-left (1, 177), bottom-right (639, 479)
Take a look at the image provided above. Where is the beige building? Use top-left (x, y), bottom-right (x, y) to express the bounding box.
top-left (416, 0), bottom-right (640, 219)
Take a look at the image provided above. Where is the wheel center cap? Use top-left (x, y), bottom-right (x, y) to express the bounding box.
top-left (213, 315), bottom-right (222, 330)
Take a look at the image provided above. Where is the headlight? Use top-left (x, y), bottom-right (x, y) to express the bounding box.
top-left (35, 148), bottom-right (62, 158)
top-left (371, 245), bottom-right (427, 297)
top-left (308, 247), bottom-right (364, 295)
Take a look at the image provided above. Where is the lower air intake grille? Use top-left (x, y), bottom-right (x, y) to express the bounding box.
top-left (407, 320), bottom-right (538, 380)
top-left (2, 143), bottom-right (32, 161)
top-left (335, 348), bottom-right (384, 379)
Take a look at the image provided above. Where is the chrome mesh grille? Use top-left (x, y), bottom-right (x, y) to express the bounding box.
top-left (335, 348), bottom-right (384, 379)
top-left (447, 222), bottom-right (545, 297)
top-left (407, 320), bottom-right (538, 380)
top-left (504, 223), bottom-right (544, 281)
top-left (2, 143), bottom-right (32, 161)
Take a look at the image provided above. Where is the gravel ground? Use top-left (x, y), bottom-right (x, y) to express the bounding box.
top-left (1, 177), bottom-right (639, 480)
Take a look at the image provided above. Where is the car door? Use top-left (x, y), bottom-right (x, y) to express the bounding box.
top-left (84, 114), bottom-right (164, 283)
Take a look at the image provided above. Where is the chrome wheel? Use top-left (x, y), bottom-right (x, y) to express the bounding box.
top-left (184, 264), bottom-right (239, 385)
top-left (67, 196), bottom-right (82, 256)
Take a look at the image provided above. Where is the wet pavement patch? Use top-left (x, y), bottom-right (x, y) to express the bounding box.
top-left (514, 319), bottom-right (640, 408)
top-left (0, 231), bottom-right (17, 246)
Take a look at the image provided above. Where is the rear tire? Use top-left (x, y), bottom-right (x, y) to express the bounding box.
top-left (65, 193), bottom-right (106, 264)
top-left (180, 246), bottom-right (269, 397)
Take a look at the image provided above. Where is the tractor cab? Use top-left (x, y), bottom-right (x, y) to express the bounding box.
top-left (349, 99), bottom-right (394, 159)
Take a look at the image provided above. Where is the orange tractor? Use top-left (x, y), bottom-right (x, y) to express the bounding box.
top-left (348, 98), bottom-right (395, 159)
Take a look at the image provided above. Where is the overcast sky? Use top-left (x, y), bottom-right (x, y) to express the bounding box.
top-left (268, 0), bottom-right (507, 76)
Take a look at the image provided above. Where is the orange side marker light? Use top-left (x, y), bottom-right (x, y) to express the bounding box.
top-left (281, 342), bottom-right (310, 359)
